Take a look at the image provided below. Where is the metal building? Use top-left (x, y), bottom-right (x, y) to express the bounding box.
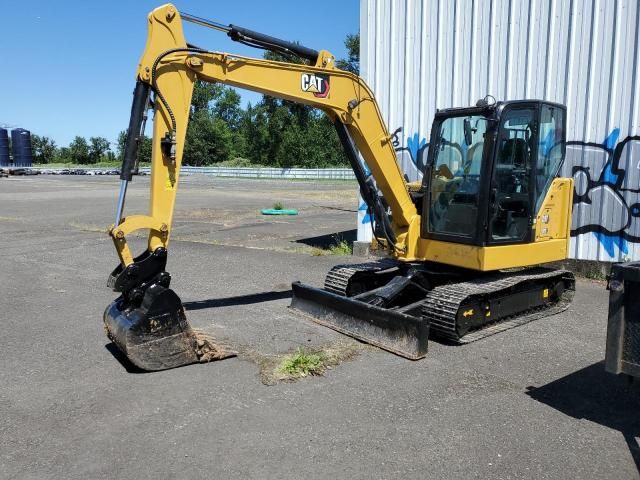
top-left (359, 0), bottom-right (640, 262)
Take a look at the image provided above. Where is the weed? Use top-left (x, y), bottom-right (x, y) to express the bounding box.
top-left (308, 237), bottom-right (352, 257)
top-left (278, 348), bottom-right (324, 378)
top-left (329, 239), bottom-right (352, 255)
top-left (246, 342), bottom-right (369, 385)
top-left (584, 269), bottom-right (607, 281)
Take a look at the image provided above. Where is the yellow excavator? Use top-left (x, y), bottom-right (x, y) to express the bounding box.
top-left (104, 4), bottom-right (575, 370)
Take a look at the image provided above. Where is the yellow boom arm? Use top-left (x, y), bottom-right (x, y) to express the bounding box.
top-left (110, 4), bottom-right (417, 267)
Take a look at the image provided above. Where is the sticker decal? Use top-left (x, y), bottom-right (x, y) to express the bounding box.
top-left (301, 73), bottom-right (330, 98)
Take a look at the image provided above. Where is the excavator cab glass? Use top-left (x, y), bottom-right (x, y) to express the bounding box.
top-left (427, 114), bottom-right (488, 237)
top-left (421, 101), bottom-right (567, 246)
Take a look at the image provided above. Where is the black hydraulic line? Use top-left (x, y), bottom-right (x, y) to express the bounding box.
top-left (181, 11), bottom-right (319, 63)
top-left (333, 120), bottom-right (396, 246)
top-left (227, 25), bottom-right (319, 63)
top-left (120, 81), bottom-right (151, 181)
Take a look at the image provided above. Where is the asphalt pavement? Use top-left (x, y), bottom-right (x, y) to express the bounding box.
top-left (1, 175), bottom-right (638, 480)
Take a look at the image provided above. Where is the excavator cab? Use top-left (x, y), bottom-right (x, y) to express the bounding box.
top-left (422, 100), bottom-right (566, 246)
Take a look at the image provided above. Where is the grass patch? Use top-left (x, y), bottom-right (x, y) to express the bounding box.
top-left (329, 239), bottom-right (352, 255)
top-left (247, 342), bottom-right (366, 385)
top-left (310, 237), bottom-right (352, 256)
top-left (278, 348), bottom-right (324, 378)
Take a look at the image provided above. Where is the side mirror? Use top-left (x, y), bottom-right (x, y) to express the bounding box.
top-left (463, 118), bottom-right (473, 146)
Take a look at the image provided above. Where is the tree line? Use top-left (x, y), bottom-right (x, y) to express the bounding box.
top-left (31, 34), bottom-right (359, 168)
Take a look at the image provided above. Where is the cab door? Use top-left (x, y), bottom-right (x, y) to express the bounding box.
top-left (487, 105), bottom-right (539, 244)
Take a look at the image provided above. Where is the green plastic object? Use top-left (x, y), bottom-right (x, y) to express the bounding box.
top-left (261, 208), bottom-right (299, 215)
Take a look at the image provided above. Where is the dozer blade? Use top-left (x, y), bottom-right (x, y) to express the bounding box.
top-left (104, 284), bottom-right (235, 371)
top-left (290, 281), bottom-right (429, 360)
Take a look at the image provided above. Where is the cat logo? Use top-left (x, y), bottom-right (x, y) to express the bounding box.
top-left (301, 73), bottom-right (330, 98)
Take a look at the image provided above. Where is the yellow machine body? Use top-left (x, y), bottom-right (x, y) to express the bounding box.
top-left (104, 4), bottom-right (576, 369)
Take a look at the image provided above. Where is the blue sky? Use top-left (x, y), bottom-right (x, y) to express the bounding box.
top-left (1, 1), bottom-right (359, 148)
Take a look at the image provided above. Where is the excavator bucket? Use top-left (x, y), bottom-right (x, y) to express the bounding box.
top-left (104, 283), bottom-right (235, 371)
top-left (290, 281), bottom-right (429, 360)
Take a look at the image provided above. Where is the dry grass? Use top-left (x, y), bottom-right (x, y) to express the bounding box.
top-left (310, 239), bottom-right (352, 256)
top-left (191, 328), bottom-right (237, 362)
top-left (245, 342), bottom-right (367, 385)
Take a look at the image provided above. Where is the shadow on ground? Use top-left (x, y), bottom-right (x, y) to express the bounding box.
top-left (183, 290), bottom-right (292, 311)
top-left (527, 362), bottom-right (640, 472)
top-left (104, 343), bottom-right (148, 374)
top-left (294, 229), bottom-right (357, 249)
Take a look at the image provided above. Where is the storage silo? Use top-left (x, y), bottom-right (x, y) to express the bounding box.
top-left (0, 128), bottom-right (9, 167)
top-left (11, 128), bottom-right (33, 167)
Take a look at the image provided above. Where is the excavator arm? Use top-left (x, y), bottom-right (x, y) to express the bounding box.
top-left (104, 4), bottom-right (419, 370)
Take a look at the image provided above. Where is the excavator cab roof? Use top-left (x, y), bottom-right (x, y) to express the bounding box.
top-left (434, 99), bottom-right (566, 119)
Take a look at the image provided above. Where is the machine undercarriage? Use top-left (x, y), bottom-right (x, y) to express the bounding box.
top-left (292, 261), bottom-right (575, 359)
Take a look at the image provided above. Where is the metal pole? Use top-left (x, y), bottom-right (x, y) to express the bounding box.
top-left (114, 179), bottom-right (128, 226)
top-left (181, 12), bottom-right (230, 32)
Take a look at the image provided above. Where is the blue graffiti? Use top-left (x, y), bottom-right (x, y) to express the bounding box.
top-left (395, 132), bottom-right (428, 172)
top-left (566, 128), bottom-right (640, 258)
top-left (593, 232), bottom-right (628, 258)
top-left (406, 133), bottom-right (427, 168)
top-left (358, 202), bottom-right (372, 224)
top-left (600, 128), bottom-right (621, 184)
top-left (603, 128), bottom-right (620, 150)
top-left (601, 162), bottom-right (619, 185)
top-left (592, 129), bottom-right (625, 255)
top-left (541, 130), bottom-right (555, 156)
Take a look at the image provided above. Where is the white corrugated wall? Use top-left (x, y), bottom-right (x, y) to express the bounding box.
top-left (359, 0), bottom-right (640, 262)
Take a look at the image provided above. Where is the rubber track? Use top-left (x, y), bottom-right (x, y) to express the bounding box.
top-left (324, 259), bottom-right (400, 296)
top-left (423, 268), bottom-right (575, 343)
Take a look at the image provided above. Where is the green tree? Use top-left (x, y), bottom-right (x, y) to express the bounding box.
top-left (89, 136), bottom-right (110, 164)
top-left (212, 88), bottom-right (243, 130)
top-left (191, 81), bottom-right (222, 114)
top-left (116, 130), bottom-right (127, 160)
top-left (68, 136), bottom-right (90, 164)
top-left (183, 110), bottom-right (233, 166)
top-left (57, 147), bottom-right (71, 163)
top-left (116, 130), bottom-right (152, 165)
top-left (336, 34), bottom-right (359, 74)
top-left (31, 135), bottom-right (57, 164)
top-left (138, 136), bottom-right (152, 164)
top-left (180, 81), bottom-right (238, 165)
